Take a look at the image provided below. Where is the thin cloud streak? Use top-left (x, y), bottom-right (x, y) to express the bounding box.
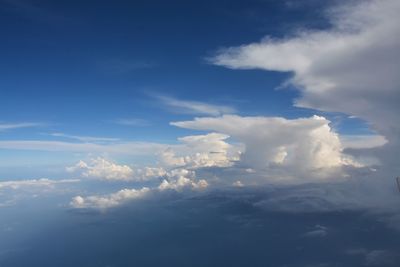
top-left (114, 118), bottom-right (151, 127)
top-left (48, 132), bottom-right (120, 143)
top-left (0, 122), bottom-right (43, 132)
top-left (0, 140), bottom-right (167, 155)
top-left (153, 94), bottom-right (236, 116)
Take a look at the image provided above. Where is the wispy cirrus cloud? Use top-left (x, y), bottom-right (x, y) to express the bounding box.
top-left (0, 140), bottom-right (167, 155)
top-left (153, 94), bottom-right (236, 116)
top-left (48, 132), bottom-right (120, 143)
top-left (114, 118), bottom-right (151, 127)
top-left (0, 122), bottom-right (43, 132)
top-left (0, 178), bottom-right (80, 190)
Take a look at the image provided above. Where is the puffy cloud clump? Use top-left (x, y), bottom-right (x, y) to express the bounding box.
top-left (172, 115), bottom-right (359, 179)
top-left (70, 168), bottom-right (209, 209)
top-left (158, 168), bottom-right (208, 191)
top-left (160, 132), bottom-right (241, 169)
top-left (70, 187), bottom-right (150, 209)
top-left (66, 158), bottom-right (134, 180)
top-left (66, 157), bottom-right (166, 181)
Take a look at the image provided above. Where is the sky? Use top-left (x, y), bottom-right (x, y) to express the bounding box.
top-left (1, 0), bottom-right (400, 266)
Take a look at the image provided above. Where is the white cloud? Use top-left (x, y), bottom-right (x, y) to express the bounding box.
top-left (0, 122), bottom-right (42, 132)
top-left (340, 135), bottom-right (387, 149)
top-left (49, 132), bottom-right (120, 143)
top-left (211, 0), bottom-right (400, 146)
top-left (66, 157), bottom-right (166, 181)
top-left (303, 225), bottom-right (328, 238)
top-left (201, 0), bottom-right (400, 228)
top-left (0, 178), bottom-right (80, 190)
top-left (66, 158), bottom-right (134, 181)
top-left (69, 164), bottom-right (209, 209)
top-left (154, 95), bottom-right (236, 116)
top-left (158, 168), bottom-right (209, 191)
top-left (0, 178), bottom-right (80, 207)
top-left (70, 187), bottom-right (150, 209)
top-left (0, 140), bottom-right (167, 155)
top-left (160, 132), bottom-right (241, 169)
top-left (172, 115), bottom-right (359, 180)
top-left (70, 167), bottom-right (209, 209)
top-left (232, 180), bottom-right (244, 187)
top-left (136, 166), bottom-right (167, 179)
top-left (114, 118), bottom-right (150, 127)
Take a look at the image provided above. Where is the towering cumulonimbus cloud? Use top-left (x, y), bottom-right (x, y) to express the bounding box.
top-left (172, 115), bottom-right (360, 179)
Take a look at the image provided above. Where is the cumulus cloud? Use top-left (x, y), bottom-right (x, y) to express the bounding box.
top-left (172, 115), bottom-right (360, 180)
top-left (160, 132), bottom-right (241, 169)
top-left (67, 158), bottom-right (134, 180)
top-left (70, 187), bottom-right (150, 209)
top-left (70, 167), bottom-right (209, 209)
top-left (66, 157), bottom-right (166, 181)
top-left (158, 168), bottom-right (209, 191)
top-left (211, 0), bottom-right (400, 148)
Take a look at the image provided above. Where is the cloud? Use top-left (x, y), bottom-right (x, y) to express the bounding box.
top-left (0, 140), bottom-right (167, 155)
top-left (210, 0), bottom-right (400, 146)
top-left (0, 178), bottom-right (80, 206)
top-left (49, 132), bottom-right (120, 143)
top-left (158, 168), bottom-right (209, 191)
top-left (364, 250), bottom-right (399, 266)
top-left (346, 248), bottom-right (400, 266)
top-left (0, 178), bottom-right (80, 190)
top-left (172, 115), bottom-right (360, 181)
top-left (340, 135), bottom-right (387, 149)
top-left (232, 180), bottom-right (244, 187)
top-left (154, 94), bottom-right (236, 116)
top-left (0, 122), bottom-right (42, 132)
top-left (70, 187), bottom-right (150, 209)
top-left (66, 157), bottom-right (166, 181)
top-left (70, 167), bottom-right (208, 209)
top-left (66, 158), bottom-right (134, 181)
top-left (303, 224), bottom-right (328, 238)
top-left (160, 132), bottom-right (241, 169)
top-left (114, 118), bottom-right (150, 127)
